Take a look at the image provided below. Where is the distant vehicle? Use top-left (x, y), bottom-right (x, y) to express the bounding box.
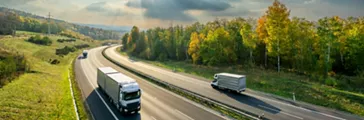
top-left (97, 67), bottom-right (141, 115)
top-left (82, 50), bottom-right (88, 58)
top-left (211, 73), bottom-right (246, 93)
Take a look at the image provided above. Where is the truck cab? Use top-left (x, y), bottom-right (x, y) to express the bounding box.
top-left (82, 50), bottom-right (88, 58)
top-left (118, 82), bottom-right (141, 114)
top-left (97, 67), bottom-right (142, 115)
top-left (211, 74), bottom-right (219, 88)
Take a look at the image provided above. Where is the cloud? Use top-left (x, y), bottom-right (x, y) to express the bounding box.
top-left (125, 0), bottom-right (232, 22)
top-left (0, 0), bottom-right (37, 6)
top-left (85, 2), bottom-right (110, 12)
top-left (84, 2), bottom-right (124, 16)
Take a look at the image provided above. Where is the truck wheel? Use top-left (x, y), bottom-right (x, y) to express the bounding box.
top-left (120, 108), bottom-right (126, 115)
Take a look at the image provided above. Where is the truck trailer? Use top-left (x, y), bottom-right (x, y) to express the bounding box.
top-left (211, 73), bottom-right (246, 93)
top-left (97, 67), bottom-right (141, 115)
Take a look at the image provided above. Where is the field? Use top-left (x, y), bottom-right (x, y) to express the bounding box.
top-left (0, 33), bottom-right (95, 119)
top-left (117, 48), bottom-right (364, 116)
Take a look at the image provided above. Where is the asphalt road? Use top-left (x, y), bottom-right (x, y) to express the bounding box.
top-left (74, 46), bottom-right (227, 120)
top-left (104, 45), bottom-right (364, 120)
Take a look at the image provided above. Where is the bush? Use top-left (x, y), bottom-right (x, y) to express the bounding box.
top-left (55, 46), bottom-right (76, 56)
top-left (57, 39), bottom-right (76, 43)
top-left (55, 44), bottom-right (90, 56)
top-left (27, 35), bottom-right (52, 46)
top-left (74, 44), bottom-right (90, 49)
top-left (0, 53), bottom-right (28, 87)
top-left (325, 77), bottom-right (338, 87)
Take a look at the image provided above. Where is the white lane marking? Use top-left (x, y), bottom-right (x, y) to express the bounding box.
top-left (174, 109), bottom-right (195, 120)
top-left (68, 69), bottom-right (80, 120)
top-left (258, 105), bottom-right (303, 120)
top-left (151, 116), bottom-right (157, 120)
top-left (246, 93), bottom-right (346, 120)
top-left (80, 58), bottom-right (119, 120)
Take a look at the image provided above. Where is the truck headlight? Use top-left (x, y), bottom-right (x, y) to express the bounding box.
top-left (124, 109), bottom-right (128, 112)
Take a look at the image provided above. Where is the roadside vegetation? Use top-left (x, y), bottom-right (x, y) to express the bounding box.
top-left (27, 35), bottom-right (52, 46)
top-left (120, 0), bottom-right (364, 116)
top-left (0, 45), bottom-right (29, 87)
top-left (0, 32), bottom-right (94, 119)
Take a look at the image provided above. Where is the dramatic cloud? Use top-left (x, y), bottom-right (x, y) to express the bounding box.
top-left (1, 0), bottom-right (364, 28)
top-left (125, 0), bottom-right (232, 21)
top-left (84, 2), bottom-right (126, 16)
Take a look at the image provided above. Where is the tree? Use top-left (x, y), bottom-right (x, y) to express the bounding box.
top-left (127, 26), bottom-right (140, 54)
top-left (240, 18), bottom-right (258, 63)
top-left (256, 15), bottom-right (269, 67)
top-left (188, 32), bottom-right (205, 64)
top-left (317, 16), bottom-right (344, 77)
top-left (226, 17), bottom-right (247, 63)
top-left (200, 27), bottom-right (236, 65)
top-left (264, 0), bottom-right (291, 72)
top-left (121, 33), bottom-right (129, 50)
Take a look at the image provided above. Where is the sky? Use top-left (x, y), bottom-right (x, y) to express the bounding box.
top-left (1, 0), bottom-right (364, 28)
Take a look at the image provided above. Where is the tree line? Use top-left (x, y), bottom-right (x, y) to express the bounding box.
top-left (123, 0), bottom-right (363, 80)
top-left (0, 7), bottom-right (121, 40)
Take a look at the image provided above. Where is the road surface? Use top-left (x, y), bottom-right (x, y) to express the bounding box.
top-left (104, 45), bottom-right (364, 120)
top-left (74, 46), bottom-right (226, 120)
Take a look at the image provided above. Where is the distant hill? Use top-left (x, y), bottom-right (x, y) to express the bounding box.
top-left (0, 7), bottom-right (122, 40)
top-left (76, 23), bottom-right (131, 33)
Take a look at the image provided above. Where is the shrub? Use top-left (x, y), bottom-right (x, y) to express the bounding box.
top-left (0, 53), bottom-right (28, 87)
top-left (57, 39), bottom-right (76, 43)
top-left (27, 35), bottom-right (52, 46)
top-left (325, 77), bottom-right (338, 87)
top-left (55, 46), bottom-right (76, 56)
top-left (74, 44), bottom-right (90, 49)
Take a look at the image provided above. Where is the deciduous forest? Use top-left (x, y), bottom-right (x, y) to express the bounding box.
top-left (122, 0), bottom-right (364, 89)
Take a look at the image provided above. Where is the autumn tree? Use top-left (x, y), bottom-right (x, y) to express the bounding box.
top-left (256, 15), bottom-right (269, 67)
top-left (188, 32), bottom-right (205, 64)
top-left (121, 33), bottom-right (129, 50)
top-left (264, 0), bottom-right (291, 72)
top-left (240, 18), bottom-right (258, 63)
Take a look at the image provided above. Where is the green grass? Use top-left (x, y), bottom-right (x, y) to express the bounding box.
top-left (16, 31), bottom-right (41, 36)
top-left (117, 48), bottom-right (364, 116)
top-left (0, 34), bottom-right (95, 119)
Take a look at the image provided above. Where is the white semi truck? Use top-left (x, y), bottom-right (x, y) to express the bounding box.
top-left (97, 67), bottom-right (141, 115)
top-left (211, 73), bottom-right (246, 93)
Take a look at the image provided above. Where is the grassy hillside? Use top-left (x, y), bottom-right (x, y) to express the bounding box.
top-left (0, 33), bottom-right (96, 119)
top-left (117, 48), bottom-right (364, 116)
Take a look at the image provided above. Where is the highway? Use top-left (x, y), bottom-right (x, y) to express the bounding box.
top-left (104, 45), bottom-right (364, 120)
top-left (74, 46), bottom-right (227, 120)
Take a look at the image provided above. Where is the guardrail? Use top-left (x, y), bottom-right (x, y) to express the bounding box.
top-left (102, 46), bottom-right (266, 120)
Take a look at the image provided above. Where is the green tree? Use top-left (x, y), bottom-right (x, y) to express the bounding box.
top-left (240, 18), bottom-right (258, 63)
top-left (121, 33), bottom-right (129, 50)
top-left (317, 16), bottom-right (344, 77)
top-left (200, 27), bottom-right (236, 65)
top-left (264, 0), bottom-right (291, 72)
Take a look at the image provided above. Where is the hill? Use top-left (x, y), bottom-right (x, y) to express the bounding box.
top-left (0, 32), bottom-right (95, 119)
top-left (0, 7), bottom-right (121, 40)
top-left (76, 23), bottom-right (131, 33)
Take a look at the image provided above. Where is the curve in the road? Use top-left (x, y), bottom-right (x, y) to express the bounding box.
top-left (104, 45), bottom-right (364, 120)
top-left (75, 46), bottom-right (227, 120)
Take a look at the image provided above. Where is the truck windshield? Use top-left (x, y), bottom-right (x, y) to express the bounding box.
top-left (124, 90), bottom-right (141, 101)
